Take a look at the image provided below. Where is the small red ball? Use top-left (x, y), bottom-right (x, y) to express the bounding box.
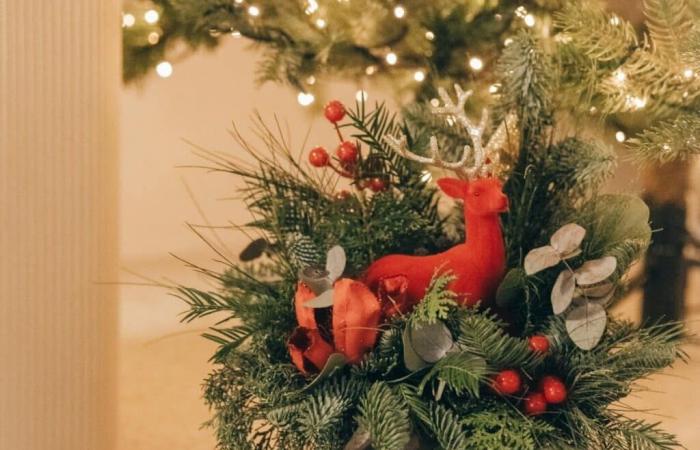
top-left (523, 392), bottom-right (548, 416)
top-left (369, 177), bottom-right (387, 192)
top-left (336, 141), bottom-right (358, 164)
top-left (539, 375), bottom-right (567, 404)
top-left (308, 146), bottom-right (329, 167)
top-left (324, 100), bottom-right (346, 123)
top-left (528, 335), bottom-right (550, 353)
top-left (334, 190), bottom-right (352, 201)
top-left (492, 369), bottom-right (522, 395)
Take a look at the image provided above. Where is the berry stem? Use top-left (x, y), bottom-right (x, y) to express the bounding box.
top-left (334, 123), bottom-right (345, 142)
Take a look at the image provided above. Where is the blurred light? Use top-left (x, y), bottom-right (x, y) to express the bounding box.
top-left (488, 83), bottom-right (500, 94)
top-left (365, 65), bottom-right (377, 75)
top-left (248, 5), bottom-right (260, 16)
top-left (155, 61), bottom-right (173, 78)
top-left (626, 95), bottom-right (647, 110)
top-left (612, 69), bottom-right (626, 85)
top-left (315, 18), bottom-right (327, 28)
top-left (683, 68), bottom-right (695, 79)
top-left (413, 70), bottom-right (425, 82)
top-left (306, 75), bottom-right (316, 85)
top-left (504, 37), bottom-right (513, 46)
top-left (515, 6), bottom-right (528, 18)
top-left (297, 92), bottom-right (315, 106)
top-left (305, 0), bottom-right (319, 15)
top-left (425, 31), bottom-right (435, 40)
top-left (386, 52), bottom-right (398, 65)
top-left (615, 131), bottom-right (626, 142)
top-left (468, 56), bottom-right (483, 71)
top-left (393, 5), bottom-right (406, 18)
top-left (420, 170), bottom-right (432, 182)
top-left (231, 30), bottom-right (242, 38)
top-left (147, 32), bottom-right (160, 45)
top-left (122, 13), bottom-right (136, 28)
top-left (524, 14), bottom-right (536, 27)
top-left (430, 98), bottom-right (440, 107)
top-left (144, 9), bottom-right (159, 24)
top-left (355, 90), bottom-right (368, 102)
top-left (610, 15), bottom-right (621, 26)
top-left (234, 0), bottom-right (244, 3)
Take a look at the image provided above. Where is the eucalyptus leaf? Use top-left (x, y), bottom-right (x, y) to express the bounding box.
top-left (575, 256), bottom-right (617, 285)
top-left (524, 245), bottom-right (560, 275)
top-left (577, 281), bottom-right (615, 298)
top-left (496, 268), bottom-right (526, 307)
top-left (402, 326), bottom-right (429, 371)
top-left (303, 289), bottom-right (335, 308)
top-left (303, 353), bottom-right (347, 391)
top-left (551, 270), bottom-right (575, 315)
top-left (410, 321), bottom-right (454, 363)
top-left (550, 223), bottom-right (586, 255)
top-left (239, 238), bottom-right (269, 262)
top-left (326, 245), bottom-right (347, 282)
top-left (299, 266), bottom-right (333, 295)
top-left (565, 302), bottom-right (607, 350)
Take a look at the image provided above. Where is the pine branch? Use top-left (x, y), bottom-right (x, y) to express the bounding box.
top-left (356, 382), bottom-right (411, 450)
top-left (627, 111), bottom-right (700, 163)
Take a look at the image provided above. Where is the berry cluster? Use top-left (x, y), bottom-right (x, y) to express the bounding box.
top-left (491, 335), bottom-right (569, 416)
top-left (307, 100), bottom-right (388, 193)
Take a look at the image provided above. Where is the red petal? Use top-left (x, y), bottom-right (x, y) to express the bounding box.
top-left (332, 279), bottom-right (381, 364)
top-left (294, 282), bottom-right (318, 329)
top-left (377, 274), bottom-right (411, 316)
top-left (288, 327), bottom-right (333, 375)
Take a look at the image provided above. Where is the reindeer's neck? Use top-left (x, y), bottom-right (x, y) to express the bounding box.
top-left (464, 211), bottom-right (504, 255)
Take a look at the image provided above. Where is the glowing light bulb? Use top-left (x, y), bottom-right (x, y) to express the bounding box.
top-left (306, 75), bottom-right (316, 85)
top-left (365, 65), bottom-right (377, 75)
top-left (248, 5), bottom-right (260, 16)
top-left (468, 56), bottom-right (484, 71)
top-left (615, 131), bottom-right (626, 143)
top-left (305, 0), bottom-right (319, 15)
top-left (610, 15), bottom-right (620, 26)
top-left (386, 52), bottom-right (398, 65)
top-left (612, 69), bottom-right (626, 85)
top-left (488, 83), bottom-right (500, 94)
top-left (524, 14), bottom-right (536, 27)
top-left (144, 9), bottom-right (159, 24)
top-left (683, 68), bottom-right (695, 79)
top-left (413, 70), bottom-right (426, 82)
top-left (504, 37), bottom-right (513, 46)
top-left (355, 90), bottom-right (368, 102)
top-left (231, 30), bottom-right (242, 38)
top-left (147, 32), bottom-right (160, 45)
top-left (155, 61), bottom-right (173, 78)
top-left (393, 5), bottom-right (406, 18)
top-left (626, 95), bottom-right (647, 110)
top-left (429, 98), bottom-right (440, 107)
top-left (122, 13), bottom-right (136, 28)
top-left (425, 31), bottom-right (435, 41)
top-left (420, 171), bottom-right (432, 182)
top-left (315, 18), bottom-right (327, 28)
top-left (297, 92), bottom-right (315, 106)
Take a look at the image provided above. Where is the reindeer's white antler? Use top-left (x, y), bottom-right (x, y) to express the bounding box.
top-left (384, 84), bottom-right (505, 179)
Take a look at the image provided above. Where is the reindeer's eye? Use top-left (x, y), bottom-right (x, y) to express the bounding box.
top-left (473, 190), bottom-right (481, 197)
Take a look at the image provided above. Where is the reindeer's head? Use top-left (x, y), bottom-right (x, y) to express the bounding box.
top-left (437, 177), bottom-right (508, 216)
top-left (384, 84), bottom-right (511, 216)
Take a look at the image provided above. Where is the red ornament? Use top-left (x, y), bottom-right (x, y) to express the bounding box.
top-left (492, 369), bottom-right (522, 395)
top-left (539, 375), bottom-right (568, 404)
top-left (363, 177), bottom-right (508, 307)
top-left (523, 392), bottom-right (548, 416)
top-left (369, 177), bottom-right (387, 192)
top-left (528, 335), bottom-right (550, 353)
top-left (336, 141), bottom-right (358, 164)
top-left (324, 100), bottom-right (346, 123)
top-left (309, 146), bottom-right (330, 167)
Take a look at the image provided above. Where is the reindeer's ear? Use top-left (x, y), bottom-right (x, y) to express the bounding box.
top-left (436, 178), bottom-right (468, 198)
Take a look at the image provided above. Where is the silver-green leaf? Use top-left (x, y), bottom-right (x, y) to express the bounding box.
top-left (565, 302), bottom-right (607, 350)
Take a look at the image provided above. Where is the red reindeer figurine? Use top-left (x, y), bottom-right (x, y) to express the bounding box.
top-left (364, 86), bottom-right (511, 314)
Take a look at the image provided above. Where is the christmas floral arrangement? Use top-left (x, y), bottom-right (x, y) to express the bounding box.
top-left (178, 35), bottom-right (687, 449)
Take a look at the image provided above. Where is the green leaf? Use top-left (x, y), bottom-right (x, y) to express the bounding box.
top-left (420, 351), bottom-right (488, 398)
top-left (356, 382), bottom-right (411, 450)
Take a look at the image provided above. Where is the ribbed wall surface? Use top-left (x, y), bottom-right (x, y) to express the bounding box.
top-left (0, 1), bottom-right (119, 449)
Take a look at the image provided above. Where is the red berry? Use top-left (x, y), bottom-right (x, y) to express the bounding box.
top-left (308, 146), bottom-right (329, 167)
top-left (528, 335), bottom-right (550, 353)
top-left (336, 141), bottom-right (358, 164)
top-left (369, 177), bottom-right (387, 192)
top-left (539, 375), bottom-right (567, 404)
top-left (334, 190), bottom-right (352, 201)
top-left (492, 369), bottom-right (522, 395)
top-left (523, 392), bottom-right (547, 416)
top-left (324, 100), bottom-right (346, 123)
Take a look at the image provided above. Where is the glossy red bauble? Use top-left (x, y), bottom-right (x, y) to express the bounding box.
top-left (523, 392), bottom-right (547, 416)
top-left (324, 100), bottom-right (346, 123)
top-left (528, 335), bottom-right (550, 353)
top-left (493, 369), bottom-right (522, 395)
top-left (539, 375), bottom-right (568, 404)
top-left (336, 141), bottom-right (358, 164)
top-left (308, 146), bottom-right (329, 167)
top-left (369, 177), bottom-right (387, 192)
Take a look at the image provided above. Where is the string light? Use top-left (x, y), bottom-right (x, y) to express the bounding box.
top-left (231, 30), bottom-right (242, 38)
top-left (683, 68), bottom-right (695, 79)
top-left (306, 75), bottom-right (316, 85)
top-left (626, 95), bottom-right (647, 110)
top-left (468, 56), bottom-right (484, 71)
top-left (612, 68), bottom-right (626, 86)
top-left (615, 131), bottom-right (626, 143)
top-left (297, 92), bottom-right (315, 106)
top-left (515, 6), bottom-right (528, 18)
top-left (393, 5), bottom-right (406, 18)
top-left (248, 5), bottom-right (261, 17)
top-left (488, 83), bottom-right (500, 94)
top-left (305, 0), bottom-right (319, 15)
top-left (156, 61), bottom-right (173, 78)
top-left (386, 52), bottom-right (398, 65)
top-left (234, 0), bottom-right (243, 3)
top-left (122, 13), bottom-right (136, 28)
top-left (425, 31), bottom-right (435, 41)
top-left (503, 37), bottom-right (513, 46)
top-left (315, 18), bottom-right (327, 29)
top-left (524, 14), bottom-right (536, 27)
top-left (144, 9), bottom-right (159, 24)
top-left (429, 98), bottom-right (440, 107)
top-left (610, 15), bottom-right (621, 26)
top-left (147, 32), bottom-right (160, 45)
top-left (355, 90), bottom-right (369, 102)
top-left (420, 170), bottom-right (432, 183)
top-left (365, 65), bottom-right (377, 75)
top-left (413, 70), bottom-right (426, 82)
